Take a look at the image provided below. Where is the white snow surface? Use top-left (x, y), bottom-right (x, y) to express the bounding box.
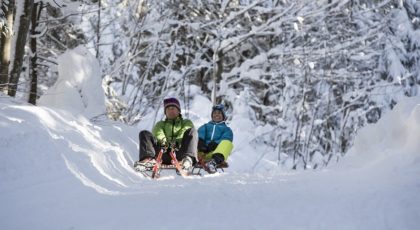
top-left (1, 47), bottom-right (420, 230)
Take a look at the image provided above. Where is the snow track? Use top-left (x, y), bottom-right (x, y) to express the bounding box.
top-left (1, 94), bottom-right (420, 230)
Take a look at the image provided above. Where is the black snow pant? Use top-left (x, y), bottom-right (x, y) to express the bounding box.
top-left (138, 128), bottom-right (198, 164)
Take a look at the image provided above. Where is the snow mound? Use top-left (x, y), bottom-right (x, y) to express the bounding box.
top-left (2, 92), bottom-right (420, 230)
top-left (38, 46), bottom-right (106, 117)
top-left (340, 94), bottom-right (420, 170)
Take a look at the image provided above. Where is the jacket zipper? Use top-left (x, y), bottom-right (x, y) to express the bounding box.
top-left (171, 119), bottom-right (175, 143)
top-left (210, 123), bottom-right (216, 141)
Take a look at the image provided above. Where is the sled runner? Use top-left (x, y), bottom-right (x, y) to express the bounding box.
top-left (134, 146), bottom-right (190, 179)
top-left (191, 157), bottom-right (229, 175)
top-left (134, 147), bottom-right (229, 179)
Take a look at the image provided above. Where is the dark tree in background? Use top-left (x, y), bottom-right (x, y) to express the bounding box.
top-left (8, 0), bottom-right (33, 97)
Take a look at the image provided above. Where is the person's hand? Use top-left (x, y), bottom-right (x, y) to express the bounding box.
top-left (198, 145), bottom-right (209, 153)
top-left (198, 139), bottom-right (209, 153)
top-left (208, 141), bottom-right (218, 151)
top-left (168, 141), bottom-right (179, 151)
top-left (159, 140), bottom-right (168, 149)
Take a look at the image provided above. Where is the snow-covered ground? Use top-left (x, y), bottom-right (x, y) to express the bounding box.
top-left (1, 47), bottom-right (419, 230)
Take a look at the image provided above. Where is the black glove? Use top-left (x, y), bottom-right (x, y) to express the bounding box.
top-left (176, 141), bottom-right (181, 149)
top-left (208, 141), bottom-right (218, 152)
top-left (198, 139), bottom-right (209, 153)
top-left (157, 138), bottom-right (167, 148)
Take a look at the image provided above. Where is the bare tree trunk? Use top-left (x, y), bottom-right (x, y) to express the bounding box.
top-left (0, 0), bottom-right (15, 94)
top-left (96, 0), bottom-right (101, 59)
top-left (28, 2), bottom-right (42, 105)
top-left (211, 41), bottom-right (223, 105)
top-left (293, 68), bottom-right (309, 169)
top-left (8, 0), bottom-right (33, 97)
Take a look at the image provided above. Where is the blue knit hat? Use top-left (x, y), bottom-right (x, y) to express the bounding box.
top-left (212, 104), bottom-right (226, 121)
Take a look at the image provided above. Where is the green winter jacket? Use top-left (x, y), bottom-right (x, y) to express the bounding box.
top-left (152, 116), bottom-right (194, 146)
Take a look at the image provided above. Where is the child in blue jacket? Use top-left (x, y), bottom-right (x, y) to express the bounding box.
top-left (197, 104), bottom-right (234, 173)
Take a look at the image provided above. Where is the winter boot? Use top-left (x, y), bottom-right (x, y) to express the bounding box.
top-left (205, 159), bottom-right (218, 174)
top-left (181, 156), bottom-right (193, 171)
top-left (134, 158), bottom-right (156, 171)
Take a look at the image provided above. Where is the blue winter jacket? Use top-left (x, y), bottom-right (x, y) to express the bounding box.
top-left (198, 121), bottom-right (233, 145)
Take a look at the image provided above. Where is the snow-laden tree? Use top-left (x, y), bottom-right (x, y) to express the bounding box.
top-left (8, 0), bottom-right (418, 169)
top-left (380, 0), bottom-right (420, 98)
top-left (0, 0), bottom-right (90, 102)
top-left (221, 0), bottom-right (420, 169)
top-left (77, 0), bottom-right (420, 168)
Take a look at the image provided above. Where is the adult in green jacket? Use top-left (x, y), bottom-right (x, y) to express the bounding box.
top-left (135, 98), bottom-right (198, 170)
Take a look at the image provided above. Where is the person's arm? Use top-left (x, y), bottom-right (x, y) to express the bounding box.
top-left (221, 126), bottom-right (233, 142)
top-left (197, 124), bottom-right (209, 153)
top-left (181, 119), bottom-right (194, 134)
top-left (198, 124), bottom-right (206, 140)
top-left (152, 122), bottom-right (167, 145)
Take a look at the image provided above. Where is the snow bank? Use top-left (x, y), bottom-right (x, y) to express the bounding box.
top-left (339, 94), bottom-right (420, 170)
top-left (1, 90), bottom-right (419, 229)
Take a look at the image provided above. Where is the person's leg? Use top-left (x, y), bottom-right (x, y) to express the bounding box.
top-left (177, 127), bottom-right (198, 163)
top-left (138, 130), bottom-right (159, 161)
top-left (203, 140), bottom-right (233, 173)
top-left (161, 150), bottom-right (173, 165)
top-left (210, 140), bottom-right (234, 163)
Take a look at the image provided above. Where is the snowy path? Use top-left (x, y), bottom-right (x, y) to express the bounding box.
top-left (1, 94), bottom-right (420, 229)
top-left (2, 160), bottom-right (419, 230)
